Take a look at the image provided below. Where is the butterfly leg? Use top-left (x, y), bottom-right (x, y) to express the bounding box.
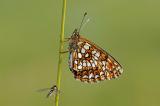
top-left (63, 38), bottom-right (71, 42)
top-left (60, 50), bottom-right (69, 54)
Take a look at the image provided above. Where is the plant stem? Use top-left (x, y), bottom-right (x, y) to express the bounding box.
top-left (55, 0), bottom-right (67, 106)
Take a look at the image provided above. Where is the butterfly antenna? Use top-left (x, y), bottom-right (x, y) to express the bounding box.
top-left (78, 12), bottom-right (87, 33)
top-left (80, 18), bottom-right (90, 31)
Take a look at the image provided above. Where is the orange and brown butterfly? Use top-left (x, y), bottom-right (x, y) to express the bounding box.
top-left (67, 12), bottom-right (123, 83)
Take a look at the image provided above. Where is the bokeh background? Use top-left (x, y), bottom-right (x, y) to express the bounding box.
top-left (0, 0), bottom-right (160, 106)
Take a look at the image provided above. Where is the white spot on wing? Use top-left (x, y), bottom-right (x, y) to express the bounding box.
top-left (114, 62), bottom-right (118, 65)
top-left (86, 43), bottom-right (91, 46)
top-left (92, 63), bottom-right (95, 67)
top-left (95, 52), bottom-right (100, 57)
top-left (85, 53), bottom-right (89, 57)
top-left (94, 61), bottom-right (97, 65)
top-left (94, 56), bottom-right (98, 60)
top-left (89, 73), bottom-right (94, 79)
top-left (95, 75), bottom-right (100, 78)
top-left (83, 75), bottom-right (88, 79)
top-left (81, 48), bottom-right (85, 53)
top-left (84, 44), bottom-right (90, 49)
top-left (83, 62), bottom-right (86, 66)
top-left (78, 53), bottom-right (82, 58)
top-left (90, 60), bottom-right (93, 63)
top-left (100, 71), bottom-right (105, 76)
top-left (83, 60), bottom-right (86, 62)
top-left (78, 65), bottom-right (82, 69)
top-left (102, 66), bottom-right (106, 71)
top-left (77, 42), bottom-right (83, 45)
top-left (92, 50), bottom-right (96, 54)
top-left (102, 61), bottom-right (106, 66)
top-left (74, 60), bottom-right (78, 64)
top-left (87, 62), bottom-right (91, 67)
top-left (119, 68), bottom-right (123, 73)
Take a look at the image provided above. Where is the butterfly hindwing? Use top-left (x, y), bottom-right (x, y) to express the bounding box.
top-left (69, 33), bottom-right (123, 83)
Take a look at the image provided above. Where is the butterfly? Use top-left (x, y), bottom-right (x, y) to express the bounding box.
top-left (67, 12), bottom-right (123, 83)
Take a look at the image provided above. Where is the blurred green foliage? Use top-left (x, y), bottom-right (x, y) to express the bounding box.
top-left (0, 0), bottom-right (160, 106)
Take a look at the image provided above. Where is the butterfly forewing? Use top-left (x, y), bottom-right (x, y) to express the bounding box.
top-left (69, 29), bottom-right (123, 83)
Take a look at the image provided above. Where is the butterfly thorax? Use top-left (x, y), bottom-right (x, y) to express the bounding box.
top-left (69, 29), bottom-right (80, 52)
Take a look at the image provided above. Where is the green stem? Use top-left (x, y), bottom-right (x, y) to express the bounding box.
top-left (55, 0), bottom-right (67, 106)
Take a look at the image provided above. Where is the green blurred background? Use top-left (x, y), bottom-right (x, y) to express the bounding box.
top-left (0, 0), bottom-right (160, 106)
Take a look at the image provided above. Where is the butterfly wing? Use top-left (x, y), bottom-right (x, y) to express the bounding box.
top-left (69, 35), bottom-right (123, 83)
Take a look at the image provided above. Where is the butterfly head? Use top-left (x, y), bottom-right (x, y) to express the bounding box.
top-left (71, 29), bottom-right (79, 38)
top-left (69, 29), bottom-right (80, 51)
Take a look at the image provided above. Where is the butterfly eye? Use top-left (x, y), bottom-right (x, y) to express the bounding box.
top-left (71, 29), bottom-right (78, 37)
